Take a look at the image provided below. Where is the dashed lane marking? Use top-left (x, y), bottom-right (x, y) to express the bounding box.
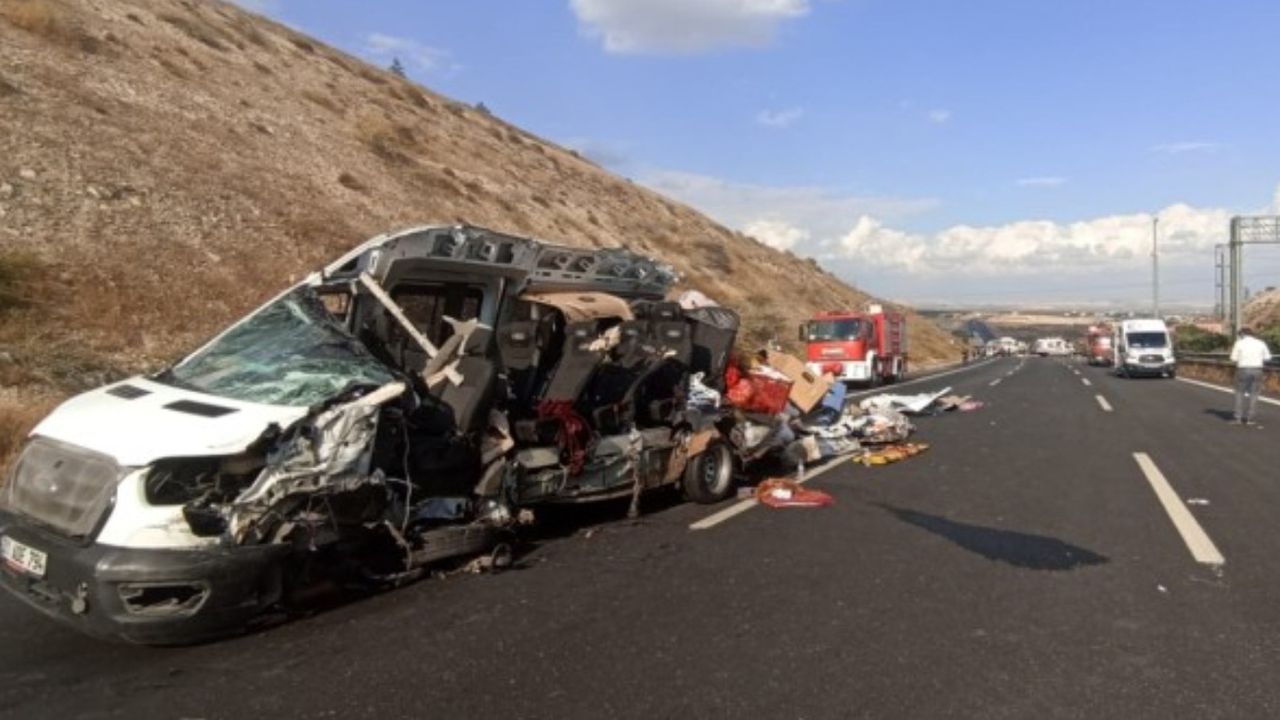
top-left (989, 378), bottom-right (1002, 387)
top-left (1082, 378), bottom-right (1092, 387)
top-left (1095, 395), bottom-right (1113, 412)
top-left (1176, 377), bottom-right (1280, 408)
top-left (689, 455), bottom-right (850, 530)
top-left (1133, 452), bottom-right (1225, 566)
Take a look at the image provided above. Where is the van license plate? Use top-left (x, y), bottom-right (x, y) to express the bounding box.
top-left (1, 536), bottom-right (47, 578)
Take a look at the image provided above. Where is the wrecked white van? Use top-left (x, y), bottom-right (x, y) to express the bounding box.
top-left (0, 225), bottom-right (742, 643)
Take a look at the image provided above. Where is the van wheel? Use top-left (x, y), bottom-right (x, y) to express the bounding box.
top-left (682, 442), bottom-right (735, 504)
top-left (1166, 368), bottom-right (1177, 379)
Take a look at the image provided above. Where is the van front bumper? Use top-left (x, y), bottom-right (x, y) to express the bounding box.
top-left (1121, 360), bottom-right (1175, 376)
top-left (0, 511), bottom-right (289, 645)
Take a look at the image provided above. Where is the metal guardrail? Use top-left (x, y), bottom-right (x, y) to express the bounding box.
top-left (1176, 352), bottom-right (1280, 372)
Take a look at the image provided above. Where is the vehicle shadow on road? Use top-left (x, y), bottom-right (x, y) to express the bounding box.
top-left (875, 503), bottom-right (1109, 571)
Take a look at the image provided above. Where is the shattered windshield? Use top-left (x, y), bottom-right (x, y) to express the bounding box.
top-left (808, 319), bottom-right (864, 341)
top-left (160, 287), bottom-right (395, 407)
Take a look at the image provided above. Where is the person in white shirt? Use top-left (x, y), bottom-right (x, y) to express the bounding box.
top-left (1229, 327), bottom-right (1272, 425)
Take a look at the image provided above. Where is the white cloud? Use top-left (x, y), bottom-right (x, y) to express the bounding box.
top-left (570, 0), bottom-right (810, 54)
top-left (927, 109), bottom-right (951, 124)
top-left (743, 218), bottom-right (810, 250)
top-left (1151, 141), bottom-right (1219, 155)
top-left (756, 107), bottom-right (804, 128)
top-left (641, 169), bottom-right (939, 242)
top-left (644, 166), bottom-right (1278, 305)
top-left (1016, 176), bottom-right (1067, 188)
top-left (363, 33), bottom-right (456, 74)
top-left (835, 203), bottom-right (1233, 276)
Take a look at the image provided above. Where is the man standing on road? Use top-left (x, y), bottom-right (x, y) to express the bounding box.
top-left (1230, 327), bottom-right (1272, 425)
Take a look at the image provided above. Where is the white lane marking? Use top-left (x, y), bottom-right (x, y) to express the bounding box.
top-left (1133, 453), bottom-right (1224, 566)
top-left (689, 497), bottom-right (758, 530)
top-left (1095, 395), bottom-right (1113, 412)
top-left (989, 378), bottom-right (1002, 387)
top-left (844, 358), bottom-right (999, 399)
top-left (1082, 378), bottom-right (1092, 387)
top-left (689, 455), bottom-right (850, 530)
top-left (1176, 377), bottom-right (1280, 408)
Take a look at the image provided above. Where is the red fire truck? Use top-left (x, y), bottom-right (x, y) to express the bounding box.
top-left (801, 305), bottom-right (908, 386)
top-left (1085, 324), bottom-right (1113, 366)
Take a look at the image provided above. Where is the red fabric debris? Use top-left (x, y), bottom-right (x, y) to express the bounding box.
top-left (537, 399), bottom-right (590, 475)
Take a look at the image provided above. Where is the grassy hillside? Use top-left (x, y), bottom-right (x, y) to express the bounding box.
top-left (0, 0), bottom-right (959, 469)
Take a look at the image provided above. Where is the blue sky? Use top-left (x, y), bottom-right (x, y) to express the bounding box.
top-left (242, 0), bottom-right (1280, 308)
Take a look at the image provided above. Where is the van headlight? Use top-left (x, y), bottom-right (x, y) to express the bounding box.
top-left (2, 438), bottom-right (122, 538)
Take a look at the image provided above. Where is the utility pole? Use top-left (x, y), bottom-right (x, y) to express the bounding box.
top-left (1151, 216), bottom-right (1160, 319)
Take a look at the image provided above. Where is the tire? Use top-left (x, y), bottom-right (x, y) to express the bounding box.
top-left (888, 359), bottom-right (903, 384)
top-left (682, 441), bottom-right (735, 504)
top-left (1166, 368), bottom-right (1177, 379)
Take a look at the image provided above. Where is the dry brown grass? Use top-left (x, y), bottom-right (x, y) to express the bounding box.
top-left (300, 88), bottom-right (340, 115)
top-left (354, 112), bottom-right (416, 164)
top-left (1, 0), bottom-right (100, 53)
top-left (0, 251), bottom-right (44, 313)
top-left (0, 400), bottom-right (56, 480)
top-left (158, 9), bottom-right (238, 52)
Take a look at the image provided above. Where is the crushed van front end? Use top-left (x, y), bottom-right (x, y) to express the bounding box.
top-left (0, 438), bottom-right (289, 644)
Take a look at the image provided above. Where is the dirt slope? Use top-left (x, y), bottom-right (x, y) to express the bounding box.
top-left (0, 0), bottom-right (958, 466)
top-left (1244, 288), bottom-right (1280, 332)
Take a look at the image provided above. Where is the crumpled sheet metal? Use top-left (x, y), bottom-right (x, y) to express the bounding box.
top-left (229, 382), bottom-right (406, 540)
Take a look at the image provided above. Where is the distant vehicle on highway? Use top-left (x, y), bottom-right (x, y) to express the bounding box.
top-left (983, 337), bottom-right (1022, 357)
top-left (1114, 318), bottom-right (1176, 378)
top-left (1085, 324), bottom-right (1113, 366)
top-left (1033, 337), bottom-right (1071, 356)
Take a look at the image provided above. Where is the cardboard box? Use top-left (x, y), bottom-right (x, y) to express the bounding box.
top-left (762, 350), bottom-right (834, 413)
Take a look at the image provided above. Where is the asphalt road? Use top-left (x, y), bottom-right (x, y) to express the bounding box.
top-left (2, 356), bottom-right (1279, 719)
